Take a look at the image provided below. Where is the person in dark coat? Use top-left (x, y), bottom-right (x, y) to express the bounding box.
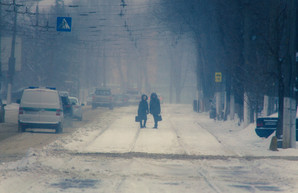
top-left (138, 94), bottom-right (149, 128)
top-left (149, 92), bottom-right (161, 128)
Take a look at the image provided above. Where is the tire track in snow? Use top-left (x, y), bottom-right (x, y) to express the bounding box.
top-left (78, 110), bottom-right (119, 151)
top-left (128, 127), bottom-right (141, 152)
top-left (167, 114), bottom-right (190, 155)
top-left (114, 176), bottom-right (127, 192)
top-left (80, 107), bottom-right (141, 153)
top-left (82, 123), bottom-right (112, 150)
top-left (196, 122), bottom-right (241, 157)
top-left (197, 167), bottom-right (222, 193)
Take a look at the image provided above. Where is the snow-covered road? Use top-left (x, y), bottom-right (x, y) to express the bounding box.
top-left (0, 104), bottom-right (298, 192)
top-left (63, 105), bottom-right (230, 156)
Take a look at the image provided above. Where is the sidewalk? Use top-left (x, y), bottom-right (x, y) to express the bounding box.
top-left (196, 109), bottom-right (298, 157)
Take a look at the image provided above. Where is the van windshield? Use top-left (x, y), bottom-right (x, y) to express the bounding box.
top-left (22, 90), bottom-right (59, 104)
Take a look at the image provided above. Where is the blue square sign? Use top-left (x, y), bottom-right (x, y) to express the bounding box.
top-left (57, 17), bottom-right (72, 32)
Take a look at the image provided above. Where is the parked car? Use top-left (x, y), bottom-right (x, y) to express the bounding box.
top-left (86, 93), bottom-right (94, 106)
top-left (18, 87), bottom-right (64, 133)
top-left (255, 113), bottom-right (298, 141)
top-left (92, 88), bottom-right (113, 109)
top-left (0, 99), bottom-right (6, 123)
top-left (59, 91), bottom-right (73, 118)
top-left (69, 96), bottom-right (83, 121)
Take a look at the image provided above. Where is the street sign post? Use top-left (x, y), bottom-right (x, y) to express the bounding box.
top-left (57, 17), bottom-right (72, 32)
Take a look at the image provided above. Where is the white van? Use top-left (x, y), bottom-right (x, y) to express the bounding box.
top-left (18, 87), bottom-right (64, 133)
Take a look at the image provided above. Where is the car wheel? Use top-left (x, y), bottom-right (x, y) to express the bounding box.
top-left (18, 123), bottom-right (25, 132)
top-left (55, 124), bottom-right (63, 134)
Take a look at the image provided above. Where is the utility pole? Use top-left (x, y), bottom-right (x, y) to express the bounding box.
top-left (0, 0), bottom-right (2, 93)
top-left (7, 0), bottom-right (21, 104)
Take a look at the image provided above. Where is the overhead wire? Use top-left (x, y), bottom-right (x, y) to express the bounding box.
top-left (1, 0), bottom-right (174, 49)
top-left (2, 0), bottom-right (168, 30)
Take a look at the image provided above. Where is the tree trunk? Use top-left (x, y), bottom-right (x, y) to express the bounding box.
top-left (243, 92), bottom-right (250, 127)
top-left (263, 95), bottom-right (269, 116)
top-left (230, 94), bottom-right (235, 120)
top-left (215, 91), bottom-right (222, 120)
top-left (282, 0), bottom-right (296, 148)
top-left (283, 97), bottom-right (296, 148)
top-left (276, 78), bottom-right (284, 139)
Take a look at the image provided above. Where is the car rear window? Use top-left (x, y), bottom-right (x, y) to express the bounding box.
top-left (126, 90), bottom-right (139, 95)
top-left (95, 90), bottom-right (111, 95)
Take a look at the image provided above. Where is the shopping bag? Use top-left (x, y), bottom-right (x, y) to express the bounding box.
top-left (157, 115), bottom-right (162, 121)
top-left (135, 116), bottom-right (140, 122)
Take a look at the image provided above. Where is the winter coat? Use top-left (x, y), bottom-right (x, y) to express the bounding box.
top-left (138, 95), bottom-right (149, 120)
top-left (149, 93), bottom-right (161, 115)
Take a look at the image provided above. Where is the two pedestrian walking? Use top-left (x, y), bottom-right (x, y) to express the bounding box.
top-left (137, 92), bottom-right (161, 129)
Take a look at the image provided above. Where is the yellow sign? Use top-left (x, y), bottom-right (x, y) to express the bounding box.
top-left (215, 72), bottom-right (222, 82)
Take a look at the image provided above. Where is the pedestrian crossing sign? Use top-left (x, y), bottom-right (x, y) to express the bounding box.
top-left (57, 17), bottom-right (72, 32)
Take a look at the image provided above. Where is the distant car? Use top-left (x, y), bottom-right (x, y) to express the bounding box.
top-left (59, 91), bottom-right (73, 118)
top-left (92, 88), bottom-right (113, 109)
top-left (0, 99), bottom-right (6, 123)
top-left (18, 87), bottom-right (64, 133)
top-left (69, 96), bottom-right (83, 121)
top-left (113, 94), bottom-right (129, 107)
top-left (255, 113), bottom-right (298, 141)
top-left (159, 95), bottom-right (164, 104)
top-left (125, 88), bottom-right (140, 105)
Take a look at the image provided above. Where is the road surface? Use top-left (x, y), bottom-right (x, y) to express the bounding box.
top-left (0, 105), bottom-right (104, 162)
top-left (0, 104), bottom-right (297, 193)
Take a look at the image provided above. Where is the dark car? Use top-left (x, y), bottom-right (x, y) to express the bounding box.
top-left (59, 91), bottom-right (73, 118)
top-left (255, 113), bottom-right (298, 141)
top-left (0, 99), bottom-right (6, 123)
